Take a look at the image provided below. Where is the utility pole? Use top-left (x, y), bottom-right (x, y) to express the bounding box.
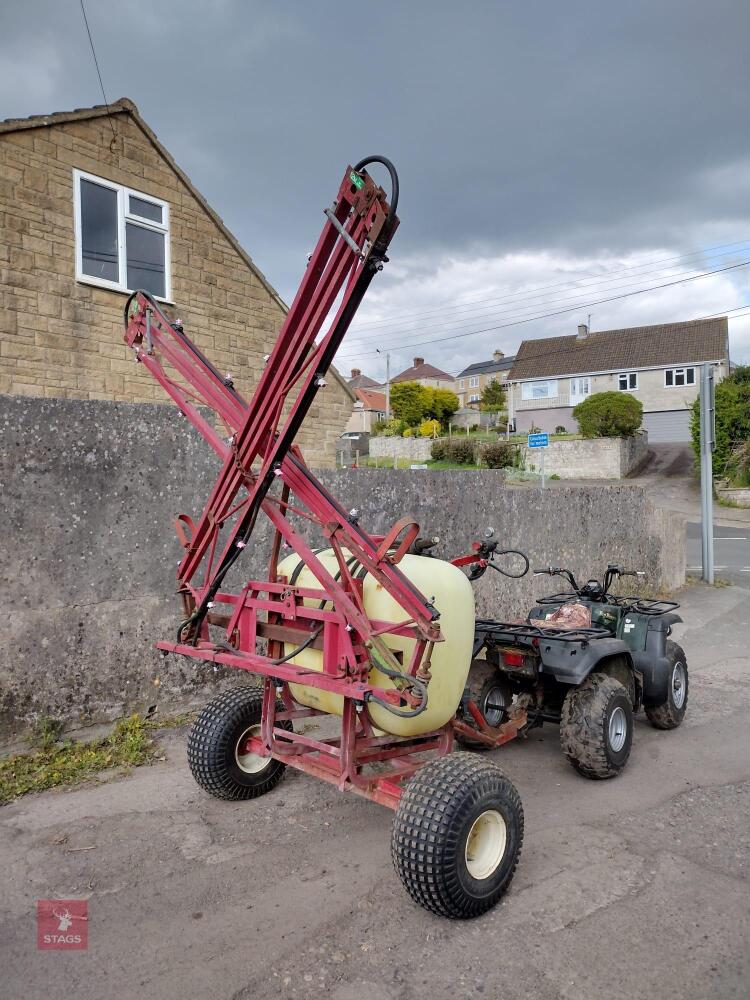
top-left (507, 381), bottom-right (514, 438)
top-left (700, 362), bottom-right (716, 584)
top-left (377, 348), bottom-right (391, 418)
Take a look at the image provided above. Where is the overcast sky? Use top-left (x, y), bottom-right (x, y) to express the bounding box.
top-left (3, 0), bottom-right (750, 380)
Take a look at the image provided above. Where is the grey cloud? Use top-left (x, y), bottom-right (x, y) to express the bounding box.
top-left (2, 1), bottom-right (749, 325)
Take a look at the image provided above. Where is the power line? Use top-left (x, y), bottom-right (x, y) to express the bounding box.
top-left (346, 237), bottom-right (750, 336)
top-left (79, 0), bottom-right (117, 145)
top-left (342, 249), bottom-right (750, 351)
top-left (336, 258), bottom-right (750, 362)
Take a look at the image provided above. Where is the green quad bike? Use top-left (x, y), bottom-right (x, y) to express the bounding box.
top-left (456, 560), bottom-right (688, 779)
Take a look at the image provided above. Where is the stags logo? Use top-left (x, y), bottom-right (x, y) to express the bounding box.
top-left (37, 899), bottom-right (88, 950)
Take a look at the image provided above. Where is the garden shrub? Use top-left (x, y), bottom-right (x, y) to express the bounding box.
top-left (554, 425), bottom-right (567, 434)
top-left (377, 417), bottom-right (407, 437)
top-left (481, 441), bottom-right (518, 469)
top-left (725, 442), bottom-right (750, 486)
top-left (419, 418), bottom-right (441, 438)
top-left (573, 391), bottom-right (643, 437)
top-left (447, 438), bottom-right (476, 464)
top-left (690, 365), bottom-right (750, 475)
top-left (431, 438), bottom-right (449, 461)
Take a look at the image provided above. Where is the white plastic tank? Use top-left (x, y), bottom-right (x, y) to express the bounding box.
top-left (276, 550), bottom-right (475, 737)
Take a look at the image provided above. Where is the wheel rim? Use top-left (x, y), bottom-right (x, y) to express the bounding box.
top-left (481, 686), bottom-right (509, 727)
top-left (671, 662), bottom-right (686, 709)
top-left (235, 724), bottom-right (268, 774)
top-left (608, 706), bottom-right (627, 753)
top-left (464, 809), bottom-right (507, 880)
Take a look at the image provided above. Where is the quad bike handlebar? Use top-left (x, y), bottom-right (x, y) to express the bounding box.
top-left (534, 564), bottom-right (679, 614)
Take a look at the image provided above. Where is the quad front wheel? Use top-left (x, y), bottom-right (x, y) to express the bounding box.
top-left (187, 687), bottom-right (292, 800)
top-left (391, 752), bottom-right (524, 918)
top-left (645, 641), bottom-right (689, 730)
top-left (560, 673), bottom-right (633, 779)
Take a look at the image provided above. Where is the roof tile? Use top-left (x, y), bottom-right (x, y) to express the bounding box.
top-left (508, 318), bottom-right (728, 381)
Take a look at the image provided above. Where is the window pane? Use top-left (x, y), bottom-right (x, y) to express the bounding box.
top-left (686, 368), bottom-right (695, 385)
top-left (126, 222), bottom-right (165, 297)
top-left (129, 195), bottom-right (163, 224)
top-left (666, 370), bottom-right (673, 386)
top-left (80, 179), bottom-right (118, 281)
top-left (675, 369), bottom-right (685, 386)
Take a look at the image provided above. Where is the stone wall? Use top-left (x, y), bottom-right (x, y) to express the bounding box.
top-left (520, 433), bottom-right (649, 479)
top-left (369, 436), bottom-right (433, 460)
top-left (0, 102), bottom-right (351, 467)
top-left (0, 396), bottom-right (684, 739)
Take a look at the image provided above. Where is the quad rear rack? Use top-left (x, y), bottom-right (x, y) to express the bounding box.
top-left (474, 619), bottom-right (612, 647)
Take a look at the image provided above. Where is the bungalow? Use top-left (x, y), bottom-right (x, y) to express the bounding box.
top-left (507, 318), bottom-right (729, 442)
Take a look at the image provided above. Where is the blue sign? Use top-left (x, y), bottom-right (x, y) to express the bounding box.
top-left (527, 432), bottom-right (549, 448)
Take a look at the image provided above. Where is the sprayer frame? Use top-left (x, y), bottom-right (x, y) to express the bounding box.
top-left (123, 162), bottom-right (452, 809)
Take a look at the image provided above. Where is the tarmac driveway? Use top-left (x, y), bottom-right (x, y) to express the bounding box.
top-left (2, 584), bottom-right (749, 1000)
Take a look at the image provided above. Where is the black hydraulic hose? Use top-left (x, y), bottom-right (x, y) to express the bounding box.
top-left (353, 155), bottom-right (399, 247)
top-left (488, 548), bottom-right (530, 579)
top-left (366, 648), bottom-right (429, 719)
top-left (272, 625), bottom-right (324, 665)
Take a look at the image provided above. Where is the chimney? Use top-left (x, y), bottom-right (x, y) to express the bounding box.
top-left (413, 357), bottom-right (424, 367)
top-left (493, 349), bottom-right (504, 362)
top-left (577, 323), bottom-right (588, 340)
top-left (350, 368), bottom-right (361, 378)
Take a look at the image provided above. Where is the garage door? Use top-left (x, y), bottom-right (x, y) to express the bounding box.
top-left (643, 410), bottom-right (691, 443)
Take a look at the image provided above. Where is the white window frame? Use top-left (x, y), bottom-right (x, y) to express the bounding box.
top-left (570, 376), bottom-right (590, 397)
top-left (458, 379), bottom-right (465, 389)
top-left (521, 379), bottom-right (558, 400)
top-left (469, 393), bottom-right (480, 403)
top-left (469, 376), bottom-right (479, 388)
top-left (618, 372), bottom-right (638, 391)
top-left (73, 169), bottom-right (172, 301)
top-left (664, 366), bottom-right (695, 388)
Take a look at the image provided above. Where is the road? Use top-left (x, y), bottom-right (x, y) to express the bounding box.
top-left (687, 522), bottom-right (750, 587)
top-left (2, 583), bottom-right (749, 1000)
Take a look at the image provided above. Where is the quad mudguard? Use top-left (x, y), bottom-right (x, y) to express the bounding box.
top-left (631, 613), bottom-right (682, 706)
top-left (536, 636), bottom-right (634, 686)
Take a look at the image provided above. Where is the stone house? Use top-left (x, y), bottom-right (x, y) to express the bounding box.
top-left (347, 367), bottom-right (379, 391)
top-left (456, 348), bottom-right (515, 407)
top-left (344, 387), bottom-right (387, 433)
top-left (0, 98), bottom-right (352, 466)
top-left (390, 356), bottom-right (455, 391)
top-left (508, 318), bottom-right (729, 441)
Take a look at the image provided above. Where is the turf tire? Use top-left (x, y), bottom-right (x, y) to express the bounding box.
top-left (391, 752), bottom-right (524, 918)
top-left (187, 687), bottom-right (292, 800)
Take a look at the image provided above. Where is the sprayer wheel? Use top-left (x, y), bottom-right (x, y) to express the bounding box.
top-left (391, 752), bottom-right (523, 918)
top-left (187, 687), bottom-right (292, 800)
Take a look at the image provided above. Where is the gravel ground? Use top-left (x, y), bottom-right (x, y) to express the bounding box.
top-left (2, 583), bottom-right (749, 1000)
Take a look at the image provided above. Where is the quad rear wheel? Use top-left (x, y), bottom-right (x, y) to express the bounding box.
top-left (455, 661), bottom-right (514, 750)
top-left (391, 752), bottom-right (523, 918)
top-left (187, 687), bottom-right (292, 800)
top-left (645, 641), bottom-right (689, 730)
top-left (560, 673), bottom-right (633, 779)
